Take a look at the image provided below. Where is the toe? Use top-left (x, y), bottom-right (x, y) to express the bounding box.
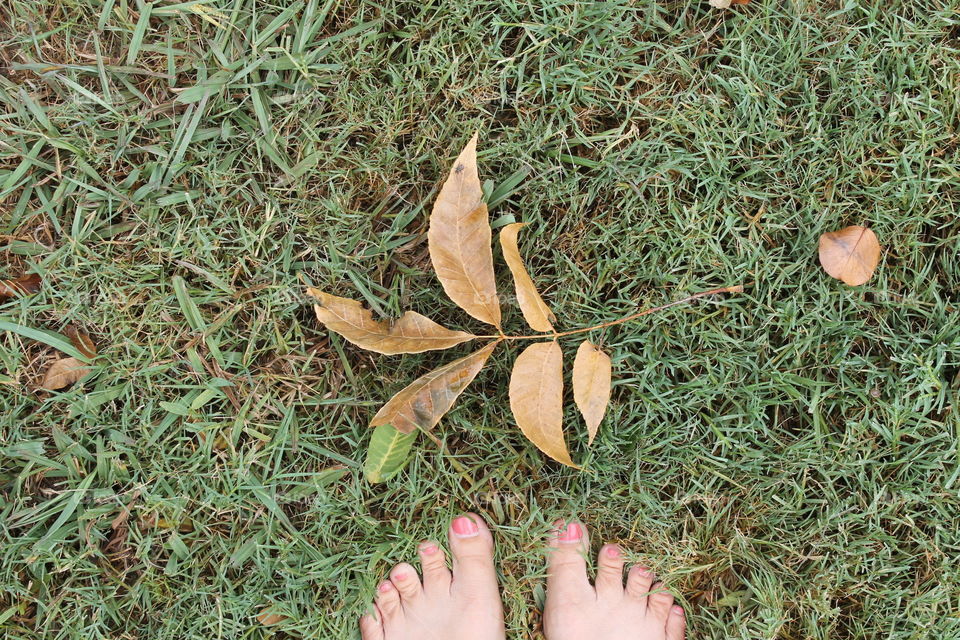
top-left (447, 513), bottom-right (498, 592)
top-left (625, 565), bottom-right (655, 609)
top-left (665, 605), bottom-right (687, 640)
top-left (418, 540), bottom-right (451, 595)
top-left (545, 519), bottom-right (592, 602)
top-left (374, 580), bottom-right (402, 623)
top-left (359, 611), bottom-right (384, 640)
top-left (389, 562), bottom-right (423, 603)
top-left (646, 581), bottom-right (675, 622)
top-left (594, 544), bottom-right (625, 599)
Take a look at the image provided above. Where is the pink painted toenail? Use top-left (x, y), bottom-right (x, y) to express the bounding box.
top-left (635, 566), bottom-right (652, 576)
top-left (452, 515), bottom-right (479, 537)
top-left (379, 581), bottom-right (393, 593)
top-left (419, 542), bottom-right (438, 555)
top-left (393, 571), bottom-right (408, 581)
top-left (558, 522), bottom-right (582, 542)
top-left (605, 545), bottom-right (621, 558)
top-left (672, 605), bottom-right (684, 615)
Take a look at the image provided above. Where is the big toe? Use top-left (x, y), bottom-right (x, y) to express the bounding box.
top-left (447, 513), bottom-right (498, 594)
top-left (546, 519), bottom-right (592, 602)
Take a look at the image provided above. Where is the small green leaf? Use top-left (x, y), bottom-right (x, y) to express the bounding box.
top-left (716, 589), bottom-right (752, 608)
top-left (364, 424), bottom-right (416, 483)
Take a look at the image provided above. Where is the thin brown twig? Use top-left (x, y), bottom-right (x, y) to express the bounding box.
top-left (478, 284), bottom-right (745, 341)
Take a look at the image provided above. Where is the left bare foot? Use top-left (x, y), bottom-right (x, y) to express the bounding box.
top-left (359, 512), bottom-right (506, 640)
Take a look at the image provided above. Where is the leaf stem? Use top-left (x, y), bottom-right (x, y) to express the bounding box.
top-left (479, 284), bottom-right (745, 341)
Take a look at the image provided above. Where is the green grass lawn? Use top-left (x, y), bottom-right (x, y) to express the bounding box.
top-left (2, 0), bottom-right (960, 638)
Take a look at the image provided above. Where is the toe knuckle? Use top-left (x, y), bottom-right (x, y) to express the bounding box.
top-left (457, 552), bottom-right (494, 567)
top-left (550, 556), bottom-right (584, 570)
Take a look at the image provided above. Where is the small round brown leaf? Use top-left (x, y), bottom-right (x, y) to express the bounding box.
top-left (256, 608), bottom-right (287, 626)
top-left (818, 225), bottom-right (881, 286)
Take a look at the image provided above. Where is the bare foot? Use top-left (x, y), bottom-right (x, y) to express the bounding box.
top-left (359, 512), bottom-right (506, 640)
top-left (543, 520), bottom-right (686, 640)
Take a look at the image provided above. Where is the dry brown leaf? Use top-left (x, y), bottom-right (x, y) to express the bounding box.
top-left (256, 608), bottom-right (287, 626)
top-left (65, 326), bottom-right (97, 359)
top-left (308, 288), bottom-right (475, 354)
top-left (42, 325), bottom-right (97, 390)
top-left (41, 357), bottom-right (90, 390)
top-left (499, 223), bottom-right (556, 332)
top-left (572, 340), bottom-right (612, 444)
top-left (428, 133), bottom-right (501, 328)
top-left (508, 341), bottom-right (576, 467)
top-left (370, 341), bottom-right (498, 433)
top-left (0, 273), bottom-right (41, 299)
top-left (818, 225), bottom-right (881, 286)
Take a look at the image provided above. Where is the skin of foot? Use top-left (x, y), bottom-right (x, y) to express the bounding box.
top-left (543, 520), bottom-right (686, 640)
top-left (359, 512), bottom-right (506, 640)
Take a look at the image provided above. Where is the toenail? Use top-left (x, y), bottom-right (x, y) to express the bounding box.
top-left (419, 542), bottom-right (439, 555)
top-left (558, 522), bottom-right (582, 542)
top-left (605, 545), bottom-right (621, 558)
top-left (393, 571), bottom-right (408, 581)
top-left (672, 605), bottom-right (684, 615)
top-left (452, 515), bottom-right (479, 537)
top-left (634, 565), bottom-right (652, 576)
top-left (379, 581), bottom-right (393, 593)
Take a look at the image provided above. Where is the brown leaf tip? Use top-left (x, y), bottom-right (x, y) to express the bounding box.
top-left (0, 272), bottom-right (42, 299)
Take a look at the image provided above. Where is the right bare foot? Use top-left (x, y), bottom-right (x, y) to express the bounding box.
top-left (542, 520), bottom-right (686, 640)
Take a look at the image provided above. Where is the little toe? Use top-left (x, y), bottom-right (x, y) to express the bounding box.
top-left (666, 605), bottom-right (687, 640)
top-left (545, 519), bottom-right (592, 602)
top-left (374, 580), bottom-right (402, 623)
top-left (447, 513), bottom-right (498, 592)
top-left (418, 540), bottom-right (451, 595)
top-left (594, 544), bottom-right (625, 599)
top-left (389, 562), bottom-right (423, 603)
top-left (359, 611), bottom-right (384, 640)
top-left (646, 582), bottom-right (675, 622)
top-left (625, 565), bottom-right (655, 609)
